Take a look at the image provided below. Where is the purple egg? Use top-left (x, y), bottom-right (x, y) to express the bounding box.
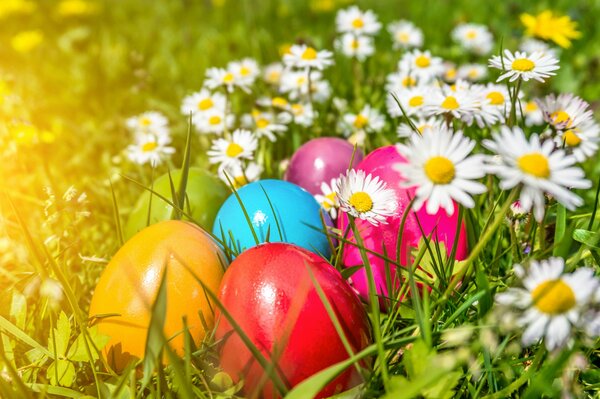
top-left (285, 137), bottom-right (363, 195)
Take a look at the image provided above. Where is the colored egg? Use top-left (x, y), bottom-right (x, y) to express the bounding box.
top-left (212, 179), bottom-right (333, 257)
top-left (124, 167), bottom-right (228, 240)
top-left (337, 146), bottom-right (468, 304)
top-left (88, 220), bottom-right (226, 371)
top-left (216, 243), bottom-right (371, 399)
top-left (284, 137), bottom-right (363, 195)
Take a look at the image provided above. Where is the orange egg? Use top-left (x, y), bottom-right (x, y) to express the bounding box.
top-left (88, 220), bottom-right (226, 371)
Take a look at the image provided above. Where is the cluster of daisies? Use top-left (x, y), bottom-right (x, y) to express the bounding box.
top-left (125, 111), bottom-right (174, 167)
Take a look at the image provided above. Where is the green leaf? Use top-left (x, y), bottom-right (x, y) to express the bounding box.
top-left (573, 229), bottom-right (600, 250)
top-left (27, 384), bottom-right (84, 398)
top-left (49, 312), bottom-right (71, 357)
top-left (0, 315), bottom-right (53, 359)
top-left (553, 204), bottom-right (567, 256)
top-left (47, 359), bottom-right (76, 387)
top-left (67, 326), bottom-right (110, 362)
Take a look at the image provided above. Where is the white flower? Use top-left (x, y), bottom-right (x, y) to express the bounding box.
top-left (126, 133), bottom-right (175, 167)
top-left (314, 178), bottom-right (340, 219)
top-left (342, 105), bottom-right (385, 136)
top-left (180, 89), bottom-right (226, 117)
top-left (495, 258), bottom-right (600, 350)
top-left (523, 99), bottom-right (544, 126)
top-left (204, 66), bottom-right (250, 93)
top-left (283, 44), bottom-right (333, 71)
top-left (423, 85), bottom-right (480, 125)
top-left (193, 108), bottom-right (234, 134)
top-left (394, 126), bottom-right (487, 215)
top-left (537, 93), bottom-right (594, 131)
top-left (207, 129), bottom-right (257, 167)
top-left (489, 50), bottom-right (560, 83)
top-left (452, 23), bottom-right (494, 55)
top-left (228, 58), bottom-right (260, 86)
top-left (474, 83), bottom-right (512, 126)
top-left (335, 33), bottom-right (374, 61)
top-left (388, 20), bottom-right (423, 49)
top-left (126, 111), bottom-right (169, 137)
top-left (335, 6), bottom-right (382, 36)
top-left (288, 103), bottom-right (316, 127)
top-left (263, 62), bottom-right (284, 85)
top-left (520, 38), bottom-right (558, 59)
top-left (218, 161), bottom-right (263, 189)
top-left (457, 64), bottom-right (488, 82)
top-left (483, 126), bottom-right (591, 222)
top-left (242, 111), bottom-right (287, 142)
top-left (385, 71), bottom-right (419, 92)
top-left (398, 50), bottom-right (445, 83)
top-left (387, 86), bottom-right (430, 118)
top-left (396, 116), bottom-right (442, 138)
top-left (553, 119), bottom-right (600, 163)
top-left (336, 169), bottom-right (397, 226)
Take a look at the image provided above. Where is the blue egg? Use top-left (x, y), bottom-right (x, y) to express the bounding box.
top-left (212, 179), bottom-right (333, 257)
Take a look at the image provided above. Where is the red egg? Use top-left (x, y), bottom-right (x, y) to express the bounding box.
top-left (215, 243), bottom-right (371, 399)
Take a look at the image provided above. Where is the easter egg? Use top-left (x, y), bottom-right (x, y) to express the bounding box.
top-left (337, 146), bottom-right (468, 304)
top-left (216, 243), bottom-right (371, 399)
top-left (88, 220), bottom-right (226, 371)
top-left (212, 179), bottom-right (333, 257)
top-left (284, 137), bottom-right (363, 195)
top-left (124, 167), bottom-right (228, 240)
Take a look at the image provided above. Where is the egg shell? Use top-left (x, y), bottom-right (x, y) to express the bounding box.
top-left (216, 243), bottom-right (371, 399)
top-left (212, 179), bottom-right (333, 257)
top-left (337, 146), bottom-right (468, 303)
top-left (88, 220), bottom-right (226, 371)
top-left (284, 137), bottom-right (363, 195)
top-left (124, 167), bottom-right (228, 240)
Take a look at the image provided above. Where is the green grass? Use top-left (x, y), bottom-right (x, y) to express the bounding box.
top-left (1, 0), bottom-right (600, 398)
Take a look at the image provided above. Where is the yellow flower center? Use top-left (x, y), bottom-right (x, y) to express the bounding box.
top-left (140, 117), bottom-right (152, 126)
top-left (468, 69), bottom-right (480, 79)
top-left (531, 279), bottom-right (576, 314)
top-left (301, 47), bottom-right (317, 60)
top-left (256, 118), bottom-right (270, 128)
top-left (408, 95), bottom-right (424, 107)
top-left (349, 191), bottom-right (373, 213)
top-left (397, 32), bottom-right (410, 43)
top-left (486, 91), bottom-right (505, 105)
top-left (415, 55), bottom-right (431, 68)
top-left (198, 98), bottom-right (214, 110)
top-left (209, 115), bottom-right (222, 125)
top-left (551, 110), bottom-right (571, 127)
top-left (525, 101), bottom-right (538, 112)
top-left (424, 156), bottom-right (455, 184)
top-left (272, 97), bottom-right (288, 108)
top-left (466, 30), bottom-right (477, 39)
top-left (403, 76), bottom-right (416, 87)
top-left (441, 96), bottom-right (459, 110)
top-left (142, 142), bottom-right (157, 152)
top-left (563, 130), bottom-right (582, 147)
top-left (353, 114), bottom-right (368, 129)
top-left (225, 143), bottom-right (244, 157)
top-left (351, 39), bottom-right (359, 49)
top-left (511, 58), bottom-right (535, 72)
top-left (445, 68), bottom-right (457, 80)
top-left (417, 124), bottom-right (431, 134)
top-left (518, 153), bottom-right (550, 178)
top-left (223, 72), bottom-right (234, 83)
top-left (234, 175), bottom-right (248, 189)
top-left (322, 192), bottom-right (337, 210)
top-left (240, 66), bottom-right (250, 76)
top-left (291, 104), bottom-right (303, 115)
top-left (352, 18), bottom-right (364, 28)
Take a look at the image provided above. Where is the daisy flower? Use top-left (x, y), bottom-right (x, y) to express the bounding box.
top-left (283, 44), bottom-right (333, 71)
top-left (394, 126), bottom-right (487, 215)
top-left (388, 20), bottom-right (423, 49)
top-left (126, 133), bottom-right (175, 167)
top-left (483, 126), bottom-right (591, 222)
top-left (553, 119), bottom-right (600, 163)
top-left (193, 108), bottom-right (234, 134)
top-left (228, 58), bottom-right (260, 86)
top-left (204, 66), bottom-right (250, 93)
top-left (387, 86), bottom-right (430, 118)
top-left (398, 49), bottom-right (444, 83)
top-left (423, 85), bottom-right (480, 125)
top-left (207, 129), bottom-right (257, 167)
top-left (396, 116), bottom-right (442, 138)
top-left (451, 23), bottom-right (494, 55)
top-left (335, 6), bottom-right (382, 36)
top-left (334, 33), bottom-right (374, 61)
top-left (242, 111), bottom-right (287, 142)
top-left (218, 161), bottom-right (263, 190)
top-left (336, 169), bottom-right (397, 226)
top-left (180, 89), bottom-right (226, 117)
top-left (288, 103), bottom-right (316, 127)
top-left (342, 105), bottom-right (385, 136)
top-left (488, 50), bottom-right (560, 83)
top-left (442, 62), bottom-right (458, 83)
top-left (385, 71), bottom-right (419, 92)
top-left (523, 99), bottom-right (544, 126)
top-left (314, 178), bottom-right (340, 219)
top-left (474, 83), bottom-right (512, 125)
top-left (537, 93), bottom-right (594, 130)
top-left (457, 64), bottom-right (488, 82)
top-left (495, 258), bottom-right (599, 350)
top-left (126, 111), bottom-right (169, 137)
top-left (309, 77), bottom-right (332, 103)
top-left (263, 62), bottom-right (284, 86)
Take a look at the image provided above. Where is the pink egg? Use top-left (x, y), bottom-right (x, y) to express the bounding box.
top-left (285, 137), bottom-right (363, 195)
top-left (337, 146), bottom-right (468, 305)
